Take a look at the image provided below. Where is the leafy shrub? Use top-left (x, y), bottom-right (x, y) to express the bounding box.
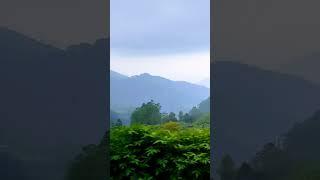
top-left (160, 121), bottom-right (181, 131)
top-left (110, 123), bottom-right (210, 179)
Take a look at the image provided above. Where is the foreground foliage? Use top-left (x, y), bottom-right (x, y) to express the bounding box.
top-left (110, 122), bottom-right (210, 179)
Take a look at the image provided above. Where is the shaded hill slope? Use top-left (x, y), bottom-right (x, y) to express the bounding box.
top-left (213, 61), bottom-right (320, 163)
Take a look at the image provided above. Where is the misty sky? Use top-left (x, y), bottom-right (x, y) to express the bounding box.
top-left (214, 0), bottom-right (320, 70)
top-left (0, 0), bottom-right (108, 47)
top-left (2, 0), bottom-right (320, 72)
top-left (110, 0), bottom-right (210, 83)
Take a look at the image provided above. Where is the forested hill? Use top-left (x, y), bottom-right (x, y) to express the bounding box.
top-left (285, 110), bottom-right (320, 161)
top-left (110, 70), bottom-right (210, 113)
top-left (213, 60), bottom-right (320, 163)
top-left (0, 27), bottom-right (108, 180)
top-left (199, 97), bottom-right (210, 113)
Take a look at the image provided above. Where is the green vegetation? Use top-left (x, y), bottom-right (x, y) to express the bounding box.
top-left (131, 100), bottom-right (162, 125)
top-left (161, 112), bottom-right (178, 123)
top-left (193, 113), bottom-right (210, 128)
top-left (111, 100), bottom-right (210, 179)
top-left (110, 122), bottom-right (210, 179)
top-left (66, 100), bottom-right (210, 179)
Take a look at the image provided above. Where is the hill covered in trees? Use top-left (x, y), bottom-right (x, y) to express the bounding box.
top-left (218, 110), bottom-right (320, 180)
top-left (110, 70), bottom-right (209, 114)
top-left (285, 110), bottom-right (320, 162)
top-left (0, 27), bottom-right (107, 180)
top-left (111, 96), bottom-right (210, 127)
top-left (213, 60), bottom-right (320, 163)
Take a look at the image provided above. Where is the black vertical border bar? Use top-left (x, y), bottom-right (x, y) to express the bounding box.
top-left (106, 0), bottom-right (111, 178)
top-left (210, 0), bottom-right (216, 179)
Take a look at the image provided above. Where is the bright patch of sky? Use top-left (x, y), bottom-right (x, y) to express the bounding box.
top-left (111, 51), bottom-right (210, 84)
top-left (110, 0), bottom-right (210, 84)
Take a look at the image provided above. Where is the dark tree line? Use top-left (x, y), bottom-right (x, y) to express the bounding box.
top-left (130, 100), bottom-right (206, 125)
top-left (218, 110), bottom-right (320, 180)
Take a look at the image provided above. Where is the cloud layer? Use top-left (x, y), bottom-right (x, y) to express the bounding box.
top-left (111, 0), bottom-right (210, 55)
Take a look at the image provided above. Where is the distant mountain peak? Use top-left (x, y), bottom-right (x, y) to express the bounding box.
top-left (132, 73), bottom-right (165, 80)
top-left (111, 71), bottom-right (210, 113)
top-left (140, 73), bottom-right (151, 76)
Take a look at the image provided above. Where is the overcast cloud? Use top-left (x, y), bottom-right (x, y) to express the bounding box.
top-left (111, 0), bottom-right (210, 55)
top-left (110, 0), bottom-right (210, 83)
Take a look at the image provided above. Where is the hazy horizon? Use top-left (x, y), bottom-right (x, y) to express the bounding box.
top-left (110, 51), bottom-right (210, 84)
top-left (110, 65), bottom-right (210, 87)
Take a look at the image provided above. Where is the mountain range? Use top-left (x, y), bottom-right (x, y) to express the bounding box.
top-left (277, 52), bottom-right (320, 84)
top-left (197, 77), bottom-right (210, 88)
top-left (0, 27), bottom-right (108, 180)
top-left (2, 27), bottom-right (320, 178)
top-left (110, 70), bottom-right (210, 114)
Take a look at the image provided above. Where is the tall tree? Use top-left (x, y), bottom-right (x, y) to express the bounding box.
top-left (115, 119), bottom-right (122, 127)
top-left (161, 113), bottom-right (170, 123)
top-left (178, 111), bottom-right (184, 121)
top-left (168, 112), bottom-right (177, 122)
top-left (182, 113), bottom-right (192, 124)
top-left (131, 100), bottom-right (161, 125)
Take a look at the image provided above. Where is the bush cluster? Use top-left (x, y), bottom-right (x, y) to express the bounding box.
top-left (110, 122), bottom-right (210, 179)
